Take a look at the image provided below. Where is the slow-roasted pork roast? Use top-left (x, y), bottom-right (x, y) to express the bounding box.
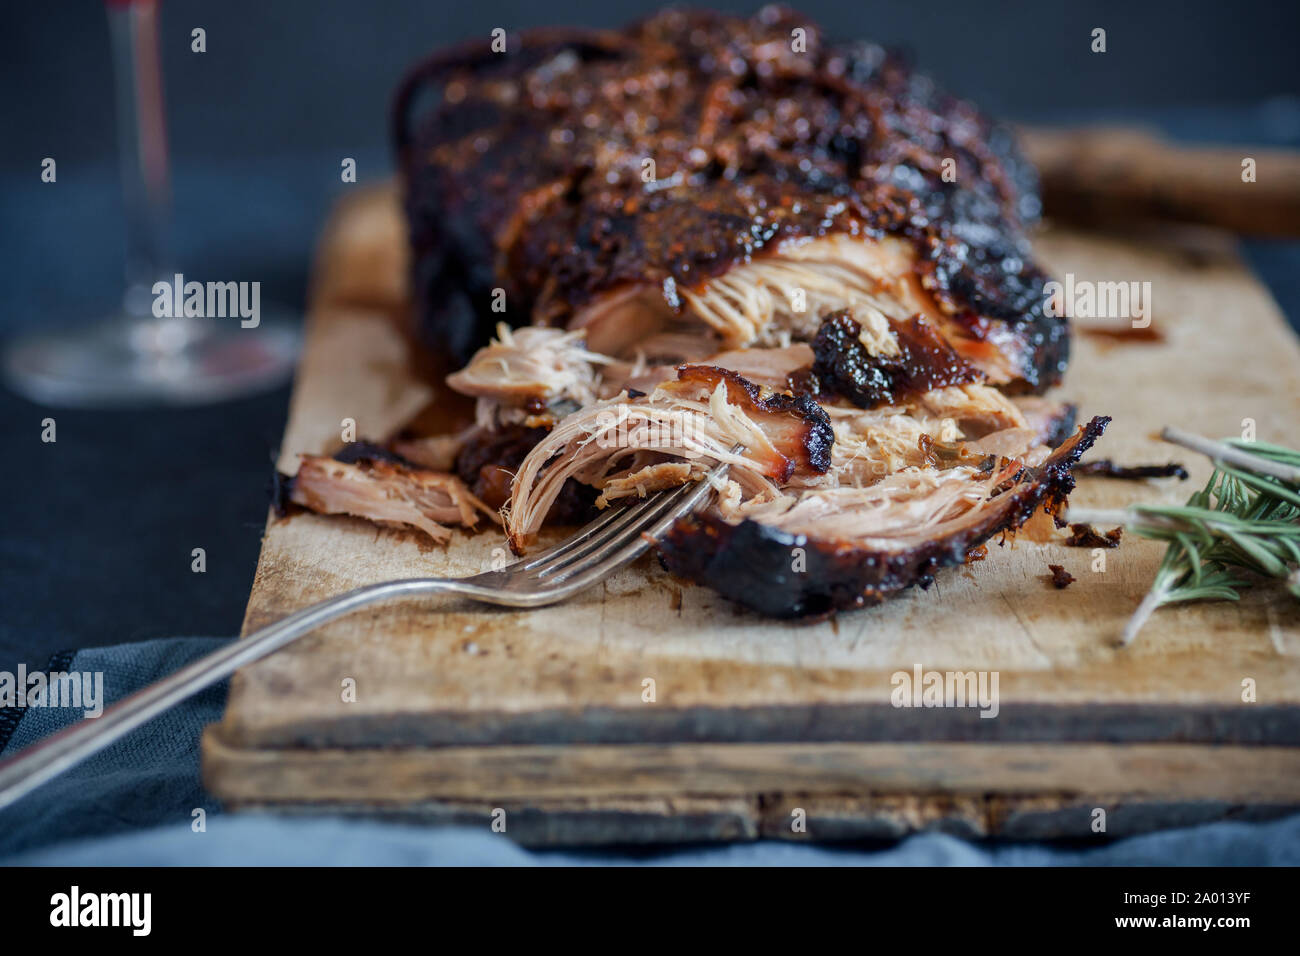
top-left (282, 7), bottom-right (1107, 616)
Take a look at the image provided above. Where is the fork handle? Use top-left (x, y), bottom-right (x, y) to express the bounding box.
top-left (0, 578), bottom-right (467, 812)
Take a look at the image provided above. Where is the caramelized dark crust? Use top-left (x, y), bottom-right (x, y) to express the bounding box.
top-left (656, 415), bottom-right (1110, 618)
top-left (1073, 459), bottom-right (1189, 481)
top-left (395, 6), bottom-right (1064, 388)
top-left (806, 311), bottom-right (983, 408)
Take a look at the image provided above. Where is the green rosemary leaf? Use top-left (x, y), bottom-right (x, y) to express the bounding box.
top-left (1160, 586), bottom-right (1244, 604)
top-left (1225, 438), bottom-right (1300, 465)
top-left (1218, 464), bottom-right (1300, 509)
top-left (1101, 430), bottom-right (1300, 646)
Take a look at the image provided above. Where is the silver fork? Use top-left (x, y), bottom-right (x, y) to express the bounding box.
top-left (0, 455), bottom-right (732, 812)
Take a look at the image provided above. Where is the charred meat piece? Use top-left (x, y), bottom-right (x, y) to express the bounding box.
top-left (395, 7), bottom-right (1065, 390)
top-left (1063, 523), bottom-right (1123, 548)
top-left (805, 311), bottom-right (983, 409)
top-left (1047, 564), bottom-right (1076, 589)
top-left (495, 348), bottom-right (1105, 614)
top-left (331, 440), bottom-right (412, 467)
top-left (1073, 459), bottom-right (1189, 481)
top-left (656, 417), bottom-right (1108, 617)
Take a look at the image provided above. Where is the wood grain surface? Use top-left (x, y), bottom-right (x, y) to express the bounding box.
top-left (1021, 126), bottom-right (1300, 238)
top-left (203, 185), bottom-right (1300, 844)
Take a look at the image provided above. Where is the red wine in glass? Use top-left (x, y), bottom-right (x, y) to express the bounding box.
top-left (4, 0), bottom-right (298, 406)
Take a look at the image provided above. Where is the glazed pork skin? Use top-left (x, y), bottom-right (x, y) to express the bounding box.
top-left (657, 416), bottom-right (1109, 617)
top-left (395, 7), bottom-right (1064, 390)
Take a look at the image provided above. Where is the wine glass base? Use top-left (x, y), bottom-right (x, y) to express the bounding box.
top-left (3, 315), bottom-right (300, 408)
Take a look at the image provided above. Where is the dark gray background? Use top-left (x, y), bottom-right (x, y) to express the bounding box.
top-left (7, 0), bottom-right (1300, 169)
top-left (1, 1), bottom-right (1298, 670)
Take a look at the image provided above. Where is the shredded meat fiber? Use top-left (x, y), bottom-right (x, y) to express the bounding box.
top-left (282, 7), bottom-right (1108, 617)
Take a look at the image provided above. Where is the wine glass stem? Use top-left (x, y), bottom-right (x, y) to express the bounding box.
top-left (108, 0), bottom-right (171, 320)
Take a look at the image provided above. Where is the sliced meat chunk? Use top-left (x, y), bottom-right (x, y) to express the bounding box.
top-left (288, 452), bottom-right (498, 544)
top-left (446, 324), bottom-right (615, 429)
top-left (657, 417), bottom-right (1109, 617)
top-left (503, 365), bottom-right (833, 552)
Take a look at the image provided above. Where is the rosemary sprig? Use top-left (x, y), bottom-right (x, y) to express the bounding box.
top-left (1069, 429), bottom-right (1300, 646)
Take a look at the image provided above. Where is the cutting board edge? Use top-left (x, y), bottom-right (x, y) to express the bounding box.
top-left (203, 726), bottom-right (1300, 803)
top-left (215, 699), bottom-right (1300, 749)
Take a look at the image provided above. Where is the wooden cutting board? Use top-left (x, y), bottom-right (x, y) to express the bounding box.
top-left (202, 185), bottom-right (1300, 846)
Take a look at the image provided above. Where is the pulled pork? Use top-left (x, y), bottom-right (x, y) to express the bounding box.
top-left (281, 8), bottom-right (1107, 616)
top-left (286, 447), bottom-right (497, 544)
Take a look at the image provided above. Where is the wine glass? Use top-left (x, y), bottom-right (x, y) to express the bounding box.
top-left (3, 0), bottom-right (299, 407)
